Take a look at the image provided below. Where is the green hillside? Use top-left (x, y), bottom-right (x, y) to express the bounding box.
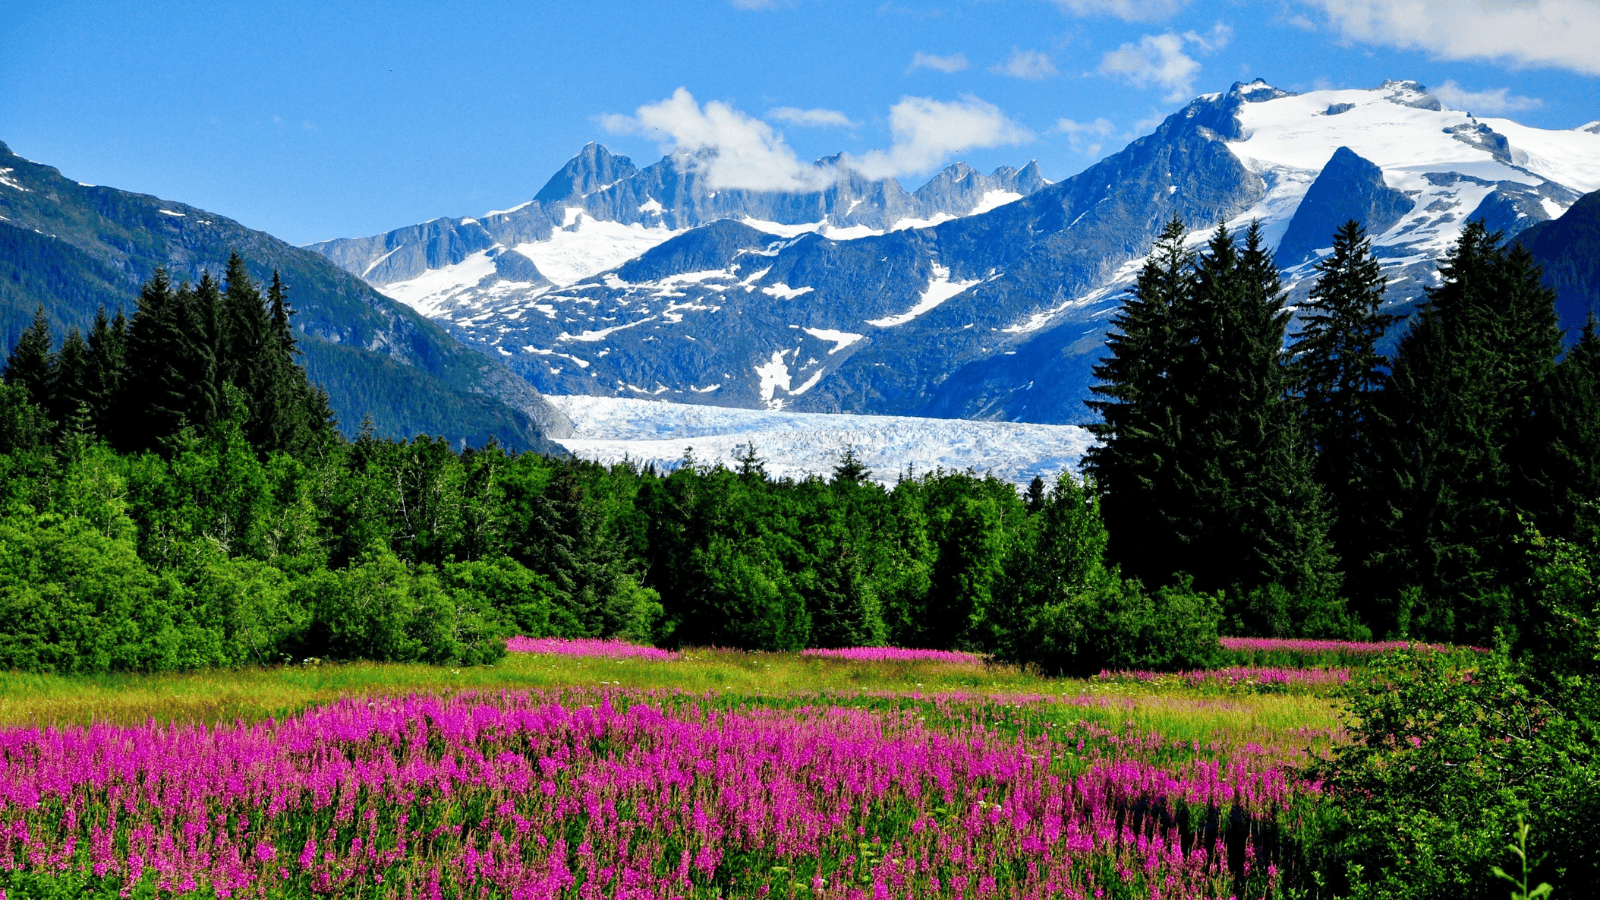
top-left (0, 141), bottom-right (567, 453)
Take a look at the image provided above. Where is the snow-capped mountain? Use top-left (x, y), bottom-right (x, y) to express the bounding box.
top-left (308, 145), bottom-right (1049, 316)
top-left (313, 80), bottom-right (1600, 425)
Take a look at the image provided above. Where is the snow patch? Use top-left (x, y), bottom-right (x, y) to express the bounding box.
top-left (157, 209), bottom-right (185, 217)
top-left (0, 169), bottom-right (29, 192)
top-left (380, 250), bottom-right (500, 318)
top-left (514, 215), bottom-right (682, 287)
top-left (485, 200), bottom-right (533, 217)
top-left (638, 197), bottom-right (664, 214)
top-left (361, 244), bottom-right (405, 278)
top-left (969, 190), bottom-right (1022, 216)
top-left (762, 283), bottom-right (814, 299)
top-left (801, 327), bottom-right (864, 354)
top-left (559, 317), bottom-right (656, 342)
top-left (522, 346), bottom-right (592, 368)
top-left (753, 350), bottom-right (793, 410)
top-left (889, 213), bottom-right (957, 231)
top-left (866, 264), bottom-right (979, 327)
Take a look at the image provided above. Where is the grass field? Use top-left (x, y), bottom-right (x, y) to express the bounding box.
top-left (0, 648), bottom-right (1350, 899)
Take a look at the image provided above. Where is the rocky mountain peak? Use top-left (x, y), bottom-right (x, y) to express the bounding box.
top-left (534, 142), bottom-right (638, 203)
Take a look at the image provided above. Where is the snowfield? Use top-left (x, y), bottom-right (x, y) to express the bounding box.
top-left (547, 395), bottom-right (1095, 488)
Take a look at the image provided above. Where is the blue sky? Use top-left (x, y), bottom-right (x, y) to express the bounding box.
top-left (3, 0), bottom-right (1596, 245)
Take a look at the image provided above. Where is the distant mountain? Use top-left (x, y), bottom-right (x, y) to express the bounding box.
top-left (1517, 189), bottom-right (1600, 337)
top-left (0, 141), bottom-right (570, 451)
top-left (310, 79), bottom-right (1600, 425)
top-left (306, 144), bottom-right (1051, 315)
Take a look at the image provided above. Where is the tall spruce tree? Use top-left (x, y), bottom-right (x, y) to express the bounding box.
top-left (120, 268), bottom-right (199, 450)
top-left (1088, 221), bottom-right (1339, 631)
top-left (1165, 223), bottom-right (1338, 630)
top-left (1519, 316), bottom-right (1600, 547)
top-left (86, 306), bottom-right (128, 432)
top-left (1290, 220), bottom-right (1402, 613)
top-left (1084, 216), bottom-right (1192, 577)
top-left (1375, 221), bottom-right (1563, 641)
top-left (262, 269), bottom-right (335, 452)
top-left (49, 328), bottom-right (95, 434)
top-left (188, 271), bottom-right (225, 431)
top-left (4, 305), bottom-right (56, 414)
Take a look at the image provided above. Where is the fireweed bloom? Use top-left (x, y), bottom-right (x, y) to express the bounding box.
top-left (800, 647), bottom-right (987, 664)
top-left (1217, 636), bottom-right (1487, 667)
top-left (504, 636), bottom-right (679, 661)
top-left (1094, 667), bottom-right (1352, 690)
top-left (0, 689), bottom-right (1319, 899)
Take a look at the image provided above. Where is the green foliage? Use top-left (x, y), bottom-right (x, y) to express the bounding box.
top-left (1012, 576), bottom-right (1223, 678)
top-left (995, 474), bottom-right (1222, 677)
top-left (0, 381), bottom-right (50, 453)
top-left (1316, 642), bottom-right (1599, 900)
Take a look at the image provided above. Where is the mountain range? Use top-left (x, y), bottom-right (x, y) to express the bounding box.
top-left (0, 142), bottom-right (570, 452)
top-left (307, 79), bottom-right (1600, 424)
top-left (6, 78), bottom-right (1597, 444)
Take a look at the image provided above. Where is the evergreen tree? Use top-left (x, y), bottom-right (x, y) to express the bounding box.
top-left (1518, 315), bottom-right (1600, 547)
top-left (120, 268), bottom-right (197, 449)
top-left (261, 270), bottom-right (334, 453)
top-left (1375, 222), bottom-right (1563, 640)
top-left (49, 328), bottom-right (95, 434)
top-left (187, 271), bottom-right (225, 431)
top-left (1084, 216), bottom-right (1192, 578)
top-left (4, 305), bottom-right (55, 413)
top-left (1024, 475), bottom-right (1046, 514)
top-left (222, 254), bottom-right (269, 385)
top-left (86, 306), bottom-right (127, 432)
top-left (1116, 221), bottom-right (1339, 630)
top-left (1290, 220), bottom-right (1403, 613)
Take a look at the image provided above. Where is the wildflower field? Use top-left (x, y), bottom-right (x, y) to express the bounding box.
top-left (0, 640), bottom-right (1473, 900)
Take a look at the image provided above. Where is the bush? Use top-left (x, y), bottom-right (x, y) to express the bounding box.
top-left (439, 556), bottom-right (558, 640)
top-left (1314, 647), bottom-right (1599, 899)
top-left (1017, 576), bottom-right (1223, 677)
top-left (300, 547), bottom-right (505, 665)
top-left (0, 511), bottom-right (238, 673)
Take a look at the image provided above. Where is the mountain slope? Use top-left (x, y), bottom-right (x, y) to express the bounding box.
top-left (1517, 189), bottom-right (1600, 336)
top-left (308, 79), bottom-right (1600, 426)
top-left (306, 145), bottom-right (1053, 316)
top-left (0, 141), bottom-right (570, 451)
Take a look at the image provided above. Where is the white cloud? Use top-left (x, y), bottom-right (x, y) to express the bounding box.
top-left (1094, 24), bottom-right (1229, 101)
top-left (767, 106), bottom-right (859, 128)
top-left (1055, 117), bottom-right (1116, 155)
top-left (730, 0), bottom-right (794, 8)
top-left (1051, 0), bottom-right (1188, 22)
top-left (908, 51), bottom-right (970, 74)
top-left (605, 89), bottom-right (1031, 189)
top-left (1430, 80), bottom-right (1544, 114)
top-left (991, 48), bottom-right (1060, 80)
top-left (602, 88), bottom-right (833, 192)
top-left (1299, 0), bottom-right (1600, 75)
top-left (847, 95), bottom-right (1033, 179)
top-left (1096, 33), bottom-right (1201, 101)
top-left (1183, 22), bottom-right (1232, 53)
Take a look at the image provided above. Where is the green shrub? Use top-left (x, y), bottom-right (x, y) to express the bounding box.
top-left (300, 546), bottom-right (504, 665)
top-left (439, 556), bottom-right (558, 640)
top-left (1016, 576), bottom-right (1223, 677)
top-left (1314, 647), bottom-right (1599, 899)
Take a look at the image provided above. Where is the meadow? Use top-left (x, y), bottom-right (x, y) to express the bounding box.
top-left (0, 640), bottom-right (1362, 900)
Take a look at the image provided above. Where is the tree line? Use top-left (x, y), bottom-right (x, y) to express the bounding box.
top-left (2, 254), bottom-right (334, 457)
top-left (2, 219), bottom-right (1596, 673)
top-left (1087, 217), bottom-right (1600, 646)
